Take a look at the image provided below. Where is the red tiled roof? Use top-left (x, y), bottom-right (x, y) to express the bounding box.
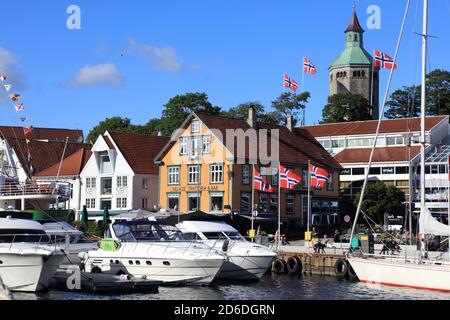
top-left (6, 138), bottom-right (91, 177)
top-left (165, 113), bottom-right (342, 170)
top-left (302, 116), bottom-right (447, 138)
top-left (103, 135), bottom-right (116, 150)
top-left (335, 146), bottom-right (421, 164)
top-left (36, 147), bottom-right (92, 177)
top-left (109, 132), bottom-right (169, 174)
top-left (0, 126), bottom-right (83, 142)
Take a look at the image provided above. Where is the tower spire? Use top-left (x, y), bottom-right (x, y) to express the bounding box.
top-left (345, 8), bottom-right (364, 33)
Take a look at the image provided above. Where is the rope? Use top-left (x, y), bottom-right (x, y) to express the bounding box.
top-left (350, 0), bottom-right (412, 243)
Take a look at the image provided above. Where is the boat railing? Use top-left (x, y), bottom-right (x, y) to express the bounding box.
top-left (0, 233), bottom-right (58, 251)
top-left (0, 181), bottom-right (71, 198)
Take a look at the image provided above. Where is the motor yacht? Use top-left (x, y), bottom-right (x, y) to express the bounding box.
top-left (80, 220), bottom-right (227, 286)
top-left (176, 221), bottom-right (276, 280)
top-left (0, 217), bottom-right (64, 292)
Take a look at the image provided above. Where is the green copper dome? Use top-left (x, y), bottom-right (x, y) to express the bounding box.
top-left (330, 11), bottom-right (373, 69)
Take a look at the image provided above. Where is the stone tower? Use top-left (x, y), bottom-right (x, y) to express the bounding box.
top-left (329, 10), bottom-right (379, 119)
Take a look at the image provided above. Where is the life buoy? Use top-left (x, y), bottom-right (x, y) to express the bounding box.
top-left (334, 259), bottom-right (348, 279)
top-left (286, 256), bottom-right (302, 275)
top-left (271, 259), bottom-right (287, 274)
top-left (346, 261), bottom-right (358, 281)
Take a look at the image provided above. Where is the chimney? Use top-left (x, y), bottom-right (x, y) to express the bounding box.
top-left (287, 116), bottom-right (294, 132)
top-left (247, 106), bottom-right (256, 128)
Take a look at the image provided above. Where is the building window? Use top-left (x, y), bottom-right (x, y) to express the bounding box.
top-left (99, 152), bottom-right (113, 174)
top-left (387, 136), bottom-right (404, 146)
top-left (382, 167), bottom-right (395, 175)
top-left (167, 193), bottom-right (180, 210)
top-left (179, 137), bottom-right (188, 155)
top-left (272, 171), bottom-right (279, 186)
top-left (395, 167), bottom-right (409, 174)
top-left (188, 165), bottom-right (200, 184)
top-left (100, 199), bottom-right (112, 210)
top-left (369, 167), bottom-right (381, 175)
top-left (327, 172), bottom-right (334, 191)
top-left (319, 140), bottom-right (331, 149)
top-left (86, 177), bottom-right (96, 189)
top-left (352, 168), bottom-right (365, 175)
top-left (286, 195), bottom-right (295, 215)
top-left (142, 178), bottom-right (149, 189)
top-left (341, 168), bottom-right (351, 175)
top-left (116, 197), bottom-right (127, 209)
top-left (302, 170), bottom-right (308, 188)
top-left (86, 198), bottom-right (96, 209)
top-left (331, 139), bottom-right (345, 148)
top-left (187, 192), bottom-right (200, 212)
top-left (168, 166), bottom-right (180, 185)
top-left (210, 164), bottom-right (224, 184)
top-left (142, 198), bottom-right (148, 209)
top-left (191, 120), bottom-right (200, 133)
top-left (242, 165), bottom-right (250, 185)
top-left (202, 136), bottom-right (211, 154)
top-left (190, 137), bottom-right (201, 160)
top-left (240, 192), bottom-right (251, 213)
top-left (100, 177), bottom-right (112, 195)
top-left (117, 176), bottom-right (128, 188)
top-left (210, 192), bottom-right (224, 212)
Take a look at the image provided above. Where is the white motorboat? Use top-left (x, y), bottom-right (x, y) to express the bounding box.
top-left (0, 217), bottom-right (65, 292)
top-left (41, 221), bottom-right (98, 266)
top-left (347, 0), bottom-right (450, 292)
top-left (80, 220), bottom-right (227, 286)
top-left (176, 221), bottom-right (276, 280)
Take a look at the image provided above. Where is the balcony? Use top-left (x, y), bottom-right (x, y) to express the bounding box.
top-left (0, 181), bottom-right (71, 199)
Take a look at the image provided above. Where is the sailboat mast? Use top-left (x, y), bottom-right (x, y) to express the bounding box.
top-left (420, 0), bottom-right (428, 222)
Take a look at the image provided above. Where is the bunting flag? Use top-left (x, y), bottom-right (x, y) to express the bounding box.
top-left (283, 73), bottom-right (299, 92)
top-left (310, 164), bottom-right (330, 189)
top-left (279, 165), bottom-right (302, 190)
top-left (373, 50), bottom-right (397, 70)
top-left (0, 74), bottom-right (6, 81)
top-left (23, 126), bottom-right (33, 136)
top-left (303, 57), bottom-right (317, 75)
top-left (4, 84), bottom-right (12, 91)
top-left (9, 94), bottom-right (20, 101)
top-left (254, 168), bottom-right (276, 193)
top-left (15, 104), bottom-right (24, 112)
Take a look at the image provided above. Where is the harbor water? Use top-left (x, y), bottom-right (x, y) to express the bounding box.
top-left (12, 274), bottom-right (450, 301)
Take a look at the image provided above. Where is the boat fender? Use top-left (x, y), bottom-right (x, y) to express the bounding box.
top-left (79, 262), bottom-right (85, 272)
top-left (271, 259), bottom-right (287, 274)
top-left (91, 266), bottom-right (102, 274)
top-left (334, 259), bottom-right (348, 279)
top-left (222, 239), bottom-right (230, 253)
top-left (286, 256), bottom-right (302, 275)
top-left (346, 261), bottom-right (358, 281)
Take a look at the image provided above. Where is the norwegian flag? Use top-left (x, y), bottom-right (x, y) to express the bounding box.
top-left (303, 57), bottom-right (317, 75)
top-left (284, 73), bottom-right (299, 92)
top-left (310, 164), bottom-right (330, 189)
top-left (279, 165), bottom-right (302, 190)
top-left (373, 50), bottom-right (397, 70)
top-left (23, 126), bottom-right (33, 136)
top-left (254, 168), bottom-right (275, 193)
top-left (15, 104), bottom-right (24, 112)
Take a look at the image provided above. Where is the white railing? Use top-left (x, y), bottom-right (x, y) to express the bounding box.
top-left (0, 182), bottom-right (70, 198)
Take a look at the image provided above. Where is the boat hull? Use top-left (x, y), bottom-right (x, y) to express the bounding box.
top-left (0, 252), bottom-right (64, 292)
top-left (348, 257), bottom-right (450, 292)
top-left (217, 255), bottom-right (276, 280)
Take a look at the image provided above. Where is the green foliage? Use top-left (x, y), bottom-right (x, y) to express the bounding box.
top-left (73, 220), bottom-right (105, 238)
top-left (322, 93), bottom-right (371, 123)
top-left (271, 92), bottom-right (310, 126)
top-left (156, 92), bottom-right (221, 136)
top-left (353, 183), bottom-right (405, 225)
top-left (384, 69), bottom-right (450, 119)
top-left (222, 102), bottom-right (281, 125)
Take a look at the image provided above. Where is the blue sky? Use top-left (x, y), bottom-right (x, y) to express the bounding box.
top-left (0, 0), bottom-right (448, 137)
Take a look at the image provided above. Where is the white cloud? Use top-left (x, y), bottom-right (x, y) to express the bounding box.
top-left (128, 38), bottom-right (182, 73)
top-left (68, 63), bottom-right (124, 88)
top-left (0, 48), bottom-right (26, 90)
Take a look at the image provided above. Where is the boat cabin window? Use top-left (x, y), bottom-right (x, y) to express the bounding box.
top-left (202, 231), bottom-right (243, 240)
top-left (0, 229), bottom-right (50, 243)
top-left (113, 223), bottom-right (185, 241)
top-left (182, 232), bottom-right (203, 240)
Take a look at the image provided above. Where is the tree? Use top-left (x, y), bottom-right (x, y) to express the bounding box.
top-left (384, 86), bottom-right (421, 119)
top-left (322, 93), bottom-right (371, 123)
top-left (384, 69), bottom-right (450, 118)
top-left (223, 101), bottom-right (280, 125)
top-left (87, 117), bottom-right (133, 143)
top-left (271, 92), bottom-right (310, 126)
top-left (353, 183), bottom-right (405, 225)
top-left (156, 92), bottom-right (221, 136)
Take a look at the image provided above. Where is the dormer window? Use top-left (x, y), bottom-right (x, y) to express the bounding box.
top-left (99, 151), bottom-right (112, 174)
top-left (191, 120), bottom-right (200, 133)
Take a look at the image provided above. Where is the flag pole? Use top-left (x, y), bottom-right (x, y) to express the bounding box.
top-left (278, 163), bottom-right (281, 249)
top-left (251, 163), bottom-right (255, 243)
top-left (307, 160), bottom-right (311, 250)
top-left (301, 58), bottom-right (306, 126)
top-left (370, 61), bottom-right (375, 118)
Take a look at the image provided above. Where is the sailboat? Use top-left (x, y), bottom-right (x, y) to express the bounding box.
top-left (347, 0), bottom-right (450, 292)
